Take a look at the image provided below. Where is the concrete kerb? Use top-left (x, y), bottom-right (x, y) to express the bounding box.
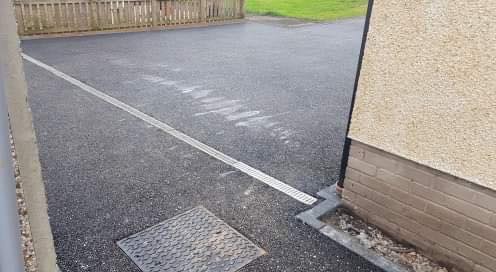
top-left (1, 0), bottom-right (58, 270)
top-left (296, 184), bottom-right (407, 272)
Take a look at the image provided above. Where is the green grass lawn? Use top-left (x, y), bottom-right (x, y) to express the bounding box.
top-left (245, 0), bottom-right (368, 21)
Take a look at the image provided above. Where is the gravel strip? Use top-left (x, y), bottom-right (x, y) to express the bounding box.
top-left (323, 208), bottom-right (449, 272)
top-left (11, 133), bottom-right (38, 272)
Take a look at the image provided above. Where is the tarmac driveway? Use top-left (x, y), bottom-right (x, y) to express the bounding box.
top-left (21, 18), bottom-right (381, 272)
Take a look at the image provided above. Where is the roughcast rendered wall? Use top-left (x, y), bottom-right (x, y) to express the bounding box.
top-left (349, 0), bottom-right (496, 189)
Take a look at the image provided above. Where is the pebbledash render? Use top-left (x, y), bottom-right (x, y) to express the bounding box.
top-left (339, 1), bottom-right (496, 272)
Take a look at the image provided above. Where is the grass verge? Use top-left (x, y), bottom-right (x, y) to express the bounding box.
top-left (246, 0), bottom-right (368, 21)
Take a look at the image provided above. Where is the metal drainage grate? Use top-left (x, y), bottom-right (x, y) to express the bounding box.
top-left (117, 206), bottom-right (265, 272)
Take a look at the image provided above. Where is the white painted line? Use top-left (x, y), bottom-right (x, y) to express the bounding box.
top-left (23, 54), bottom-right (318, 205)
top-left (288, 23), bottom-right (315, 28)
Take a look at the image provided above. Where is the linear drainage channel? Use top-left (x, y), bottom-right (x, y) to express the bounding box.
top-left (118, 206), bottom-right (265, 272)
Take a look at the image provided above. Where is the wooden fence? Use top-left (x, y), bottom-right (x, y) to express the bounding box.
top-left (13, 0), bottom-right (244, 36)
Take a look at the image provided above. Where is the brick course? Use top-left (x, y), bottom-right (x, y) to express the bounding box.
top-left (343, 140), bottom-right (496, 272)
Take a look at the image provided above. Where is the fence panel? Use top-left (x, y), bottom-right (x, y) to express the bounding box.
top-left (13, 0), bottom-right (243, 36)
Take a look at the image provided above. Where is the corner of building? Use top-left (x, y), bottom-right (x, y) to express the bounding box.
top-left (338, 1), bottom-right (496, 272)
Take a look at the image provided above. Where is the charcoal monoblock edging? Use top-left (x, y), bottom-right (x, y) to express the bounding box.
top-left (296, 184), bottom-right (407, 272)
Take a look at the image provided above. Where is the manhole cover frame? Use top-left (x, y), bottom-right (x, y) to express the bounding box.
top-left (117, 206), bottom-right (265, 272)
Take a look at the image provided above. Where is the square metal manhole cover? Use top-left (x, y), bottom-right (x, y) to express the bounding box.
top-left (117, 206), bottom-right (265, 272)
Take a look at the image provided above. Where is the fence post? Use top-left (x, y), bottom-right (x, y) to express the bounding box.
top-left (89, 0), bottom-right (97, 30)
top-left (200, 0), bottom-right (206, 22)
top-left (239, 0), bottom-right (244, 18)
top-left (152, 0), bottom-right (158, 26)
top-left (0, 35), bottom-right (25, 272)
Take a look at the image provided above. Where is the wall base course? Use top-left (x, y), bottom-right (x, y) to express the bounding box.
top-left (343, 139), bottom-right (496, 272)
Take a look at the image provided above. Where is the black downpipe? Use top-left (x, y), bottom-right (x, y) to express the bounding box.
top-left (337, 0), bottom-right (374, 191)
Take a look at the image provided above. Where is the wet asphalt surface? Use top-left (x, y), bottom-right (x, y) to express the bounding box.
top-left (22, 18), bottom-right (382, 272)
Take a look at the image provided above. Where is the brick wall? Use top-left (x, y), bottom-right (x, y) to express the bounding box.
top-left (342, 140), bottom-right (496, 272)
